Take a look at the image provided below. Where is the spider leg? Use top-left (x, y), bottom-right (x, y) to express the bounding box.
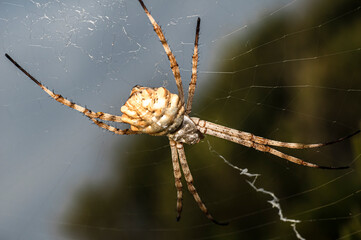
top-left (5, 53), bottom-right (123, 122)
top-left (169, 140), bottom-right (183, 221)
top-left (137, 0), bottom-right (185, 106)
top-left (176, 142), bottom-right (228, 225)
top-left (185, 17), bottom-right (201, 115)
top-left (192, 118), bottom-right (350, 169)
top-left (89, 118), bottom-right (138, 135)
top-left (251, 142), bottom-right (348, 169)
top-left (192, 117), bottom-right (360, 149)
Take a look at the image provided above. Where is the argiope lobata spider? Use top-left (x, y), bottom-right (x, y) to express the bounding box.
top-left (5, 0), bottom-right (360, 225)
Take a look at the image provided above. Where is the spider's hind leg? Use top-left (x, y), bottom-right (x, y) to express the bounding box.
top-left (89, 118), bottom-right (137, 135)
top-left (5, 53), bottom-right (124, 123)
top-left (186, 17), bottom-right (201, 115)
top-left (137, 0), bottom-right (185, 105)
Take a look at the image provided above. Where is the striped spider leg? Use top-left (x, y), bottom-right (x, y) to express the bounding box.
top-left (138, 0), bottom-right (226, 224)
top-left (5, 0), bottom-right (359, 226)
top-left (191, 118), bottom-right (360, 169)
top-left (4, 53), bottom-right (136, 136)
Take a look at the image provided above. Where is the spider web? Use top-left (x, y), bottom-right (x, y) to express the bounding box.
top-left (1, 0), bottom-right (360, 239)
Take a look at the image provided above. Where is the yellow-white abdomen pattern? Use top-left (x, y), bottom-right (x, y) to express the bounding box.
top-left (120, 86), bottom-right (185, 135)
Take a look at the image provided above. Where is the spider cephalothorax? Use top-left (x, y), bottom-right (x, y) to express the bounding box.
top-left (5, 0), bottom-right (359, 226)
top-left (168, 115), bottom-right (204, 145)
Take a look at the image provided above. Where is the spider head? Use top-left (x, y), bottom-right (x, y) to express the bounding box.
top-left (168, 115), bottom-right (204, 145)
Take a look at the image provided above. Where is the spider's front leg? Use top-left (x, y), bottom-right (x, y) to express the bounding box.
top-left (191, 117), bottom-right (359, 169)
top-left (169, 140), bottom-right (183, 221)
top-left (175, 141), bottom-right (228, 226)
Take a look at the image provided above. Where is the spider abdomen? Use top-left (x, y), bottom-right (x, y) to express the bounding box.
top-left (120, 86), bottom-right (185, 135)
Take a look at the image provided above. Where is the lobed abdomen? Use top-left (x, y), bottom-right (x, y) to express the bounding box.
top-left (120, 86), bottom-right (185, 136)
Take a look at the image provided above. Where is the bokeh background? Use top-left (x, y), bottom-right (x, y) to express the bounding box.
top-left (1, 0), bottom-right (360, 239)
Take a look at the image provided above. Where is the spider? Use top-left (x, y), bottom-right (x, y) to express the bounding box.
top-left (5, 0), bottom-right (359, 226)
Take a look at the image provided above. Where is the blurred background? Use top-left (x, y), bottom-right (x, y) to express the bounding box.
top-left (1, 0), bottom-right (360, 239)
